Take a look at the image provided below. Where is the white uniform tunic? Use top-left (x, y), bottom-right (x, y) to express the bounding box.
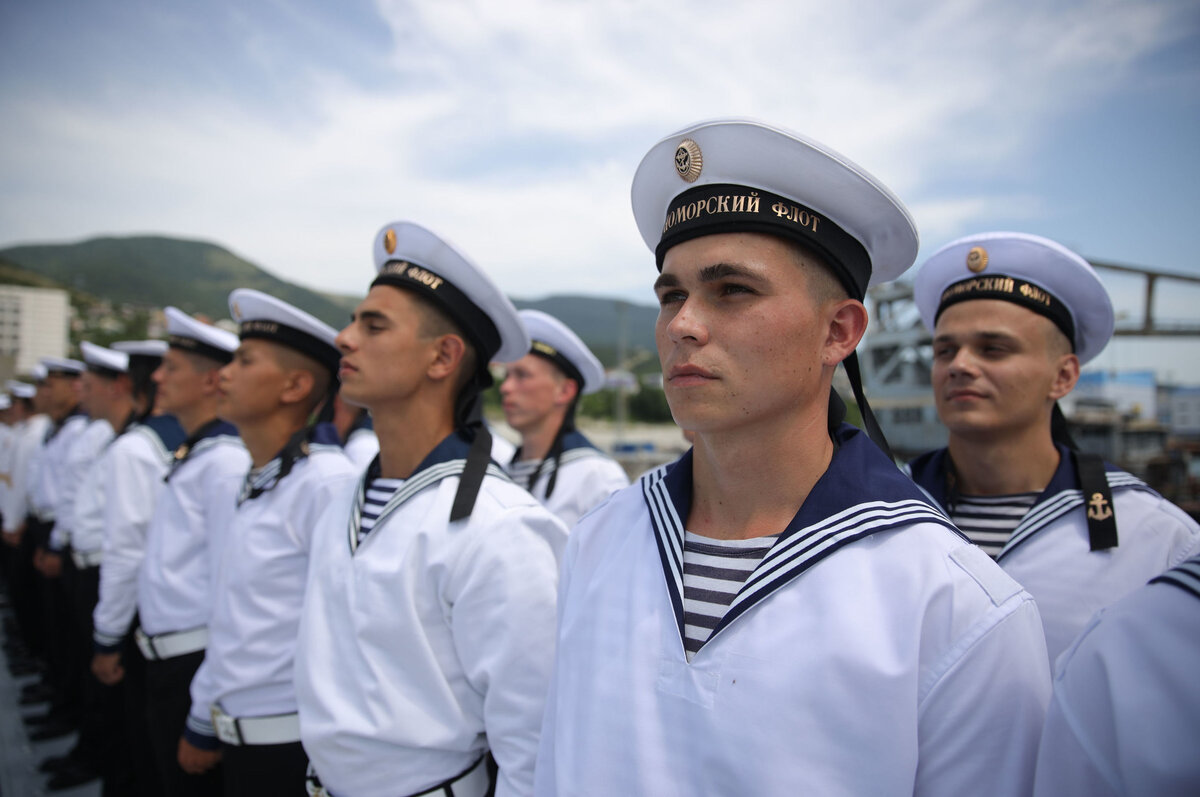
top-left (907, 446), bottom-right (1200, 663)
top-left (535, 425), bottom-right (1052, 797)
top-left (49, 417), bottom-right (113, 550)
top-left (1, 414), bottom-right (50, 532)
top-left (92, 416), bottom-right (185, 650)
top-left (296, 432), bottom-right (566, 797)
top-left (505, 431), bottom-right (629, 528)
top-left (69, 416), bottom-right (139, 560)
top-left (136, 420), bottom-right (248, 637)
top-left (29, 412), bottom-right (88, 523)
top-left (1033, 555), bottom-right (1200, 797)
top-left (186, 439), bottom-right (357, 741)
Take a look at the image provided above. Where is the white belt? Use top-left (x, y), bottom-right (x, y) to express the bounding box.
top-left (211, 704), bottom-right (300, 746)
top-left (306, 755), bottom-right (490, 797)
top-left (71, 549), bottom-right (103, 569)
top-left (135, 626), bottom-right (208, 660)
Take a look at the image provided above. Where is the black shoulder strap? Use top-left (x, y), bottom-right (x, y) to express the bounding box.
top-left (1073, 450), bottom-right (1117, 551)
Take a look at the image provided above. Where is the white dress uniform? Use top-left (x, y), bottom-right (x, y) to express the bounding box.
top-left (1, 413), bottom-right (50, 533)
top-left (1033, 555), bottom-right (1200, 796)
top-left (535, 425), bottom-right (1051, 796)
top-left (29, 411), bottom-right (88, 525)
top-left (187, 436), bottom-right (357, 743)
top-left (91, 416), bottom-right (184, 651)
top-left (505, 430), bottom-right (628, 528)
top-left (136, 419), bottom-right (248, 641)
top-left (48, 417), bottom-right (113, 551)
top-left (296, 433), bottom-right (566, 797)
top-left (907, 448), bottom-right (1200, 664)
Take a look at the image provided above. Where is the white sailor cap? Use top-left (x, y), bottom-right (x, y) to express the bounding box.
top-left (631, 118), bottom-right (919, 300)
top-left (371, 221), bottom-right (529, 364)
top-left (7, 381), bottom-right (36, 399)
top-left (228, 289), bottom-right (341, 375)
top-left (164, 306), bottom-right (240, 363)
top-left (111, 340), bottom-right (169, 359)
top-left (914, 232), bottom-right (1115, 365)
top-left (80, 341), bottom-right (130, 375)
top-left (31, 364), bottom-right (48, 383)
top-left (0, 395), bottom-right (10, 411)
top-left (519, 310), bottom-right (606, 395)
top-left (40, 356), bottom-right (86, 376)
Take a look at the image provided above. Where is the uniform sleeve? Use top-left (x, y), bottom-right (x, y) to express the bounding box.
top-left (3, 431), bottom-right (37, 532)
top-left (532, 516), bottom-right (583, 796)
top-left (184, 653), bottom-right (220, 749)
top-left (913, 587), bottom-right (1051, 796)
top-left (94, 438), bottom-right (168, 650)
top-left (448, 505), bottom-right (566, 797)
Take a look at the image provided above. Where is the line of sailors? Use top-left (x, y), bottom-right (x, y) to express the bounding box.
top-left (0, 115), bottom-right (1193, 797)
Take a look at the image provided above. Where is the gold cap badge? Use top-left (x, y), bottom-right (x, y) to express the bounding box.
top-left (231, 301), bottom-right (241, 319)
top-left (384, 229), bottom-right (397, 255)
top-left (966, 246), bottom-right (988, 273)
top-left (674, 139), bottom-right (702, 183)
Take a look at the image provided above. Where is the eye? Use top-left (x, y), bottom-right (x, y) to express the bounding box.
top-left (720, 282), bottom-right (755, 297)
top-left (656, 288), bottom-right (686, 306)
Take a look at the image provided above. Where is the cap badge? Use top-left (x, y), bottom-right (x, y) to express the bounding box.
top-left (966, 246), bottom-right (989, 273)
top-left (384, 229), bottom-right (397, 255)
top-left (674, 139), bottom-right (702, 183)
top-left (231, 301), bottom-right (241, 320)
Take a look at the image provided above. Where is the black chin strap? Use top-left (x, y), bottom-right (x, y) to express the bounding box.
top-left (841, 351), bottom-right (893, 461)
top-left (448, 372), bottom-right (494, 523)
top-left (1052, 402), bottom-right (1118, 551)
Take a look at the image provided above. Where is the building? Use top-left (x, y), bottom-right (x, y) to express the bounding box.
top-left (0, 285), bottom-right (70, 379)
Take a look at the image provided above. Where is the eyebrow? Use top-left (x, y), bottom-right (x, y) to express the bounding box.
top-left (653, 262), bottom-right (764, 292)
top-left (933, 330), bottom-right (1020, 345)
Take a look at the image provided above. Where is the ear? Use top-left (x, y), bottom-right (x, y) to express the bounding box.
top-left (199, 366), bottom-right (224, 397)
top-left (279, 369), bottom-right (317, 407)
top-left (821, 298), bottom-right (869, 367)
top-left (555, 377), bottom-right (580, 407)
top-left (1048, 353), bottom-right (1080, 401)
top-left (426, 334), bottom-right (467, 383)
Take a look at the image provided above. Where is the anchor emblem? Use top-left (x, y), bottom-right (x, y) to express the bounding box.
top-left (1086, 492), bottom-right (1112, 521)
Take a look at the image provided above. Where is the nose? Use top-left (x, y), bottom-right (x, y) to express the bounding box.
top-left (335, 323), bottom-right (356, 354)
top-left (946, 347), bottom-right (977, 378)
top-left (663, 297), bottom-right (708, 347)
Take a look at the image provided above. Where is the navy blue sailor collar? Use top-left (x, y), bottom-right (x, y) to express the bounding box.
top-left (167, 418), bottom-right (239, 481)
top-left (240, 422), bottom-right (342, 504)
top-left (348, 429), bottom-right (510, 554)
top-left (644, 423), bottom-right (958, 652)
top-left (907, 443), bottom-right (1150, 559)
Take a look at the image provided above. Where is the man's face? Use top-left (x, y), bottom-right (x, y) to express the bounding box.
top-left (43, 374), bottom-right (80, 419)
top-left (654, 232), bottom-right (834, 436)
top-left (336, 285), bottom-right (436, 411)
top-left (931, 299), bottom-right (1076, 441)
top-left (499, 354), bottom-right (571, 435)
top-left (216, 339), bottom-right (289, 427)
top-left (152, 347), bottom-right (216, 416)
top-left (80, 371), bottom-right (108, 418)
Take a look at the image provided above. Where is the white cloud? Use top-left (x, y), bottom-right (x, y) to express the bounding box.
top-left (0, 0), bottom-right (1194, 308)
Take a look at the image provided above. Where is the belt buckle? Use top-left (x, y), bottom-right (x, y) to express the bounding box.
top-left (210, 707), bottom-right (242, 745)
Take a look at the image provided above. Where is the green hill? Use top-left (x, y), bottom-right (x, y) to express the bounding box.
top-left (0, 235), bottom-right (352, 327)
top-left (0, 235), bottom-right (661, 364)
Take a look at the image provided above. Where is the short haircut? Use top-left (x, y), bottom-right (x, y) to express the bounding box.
top-left (780, 237), bottom-right (852, 305)
top-left (269, 343), bottom-right (334, 413)
top-left (407, 290), bottom-right (480, 394)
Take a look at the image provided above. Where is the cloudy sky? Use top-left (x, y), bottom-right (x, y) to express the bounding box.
top-left (2, 0), bottom-right (1198, 378)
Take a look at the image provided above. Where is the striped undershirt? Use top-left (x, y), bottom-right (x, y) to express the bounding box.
top-left (357, 476), bottom-right (405, 544)
top-left (682, 531), bottom-right (777, 661)
top-left (949, 492), bottom-right (1039, 559)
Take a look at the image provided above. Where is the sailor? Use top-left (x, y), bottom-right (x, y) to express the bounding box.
top-left (500, 310), bottom-right (629, 527)
top-left (534, 119), bottom-right (1051, 796)
top-left (88, 339), bottom-right (183, 797)
top-left (905, 232), bottom-right (1200, 663)
top-left (1, 372), bottom-right (51, 682)
top-left (135, 308), bottom-right (247, 796)
top-left (180, 289), bottom-right (356, 797)
top-left (24, 357), bottom-right (90, 741)
top-left (294, 221), bottom-right (566, 797)
top-left (43, 341), bottom-right (140, 791)
top-left (1033, 554), bottom-right (1200, 795)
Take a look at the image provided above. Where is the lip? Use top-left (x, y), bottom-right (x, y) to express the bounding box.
top-left (945, 388), bottom-right (986, 401)
top-left (667, 363), bottom-right (717, 385)
top-left (338, 361), bottom-right (358, 377)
